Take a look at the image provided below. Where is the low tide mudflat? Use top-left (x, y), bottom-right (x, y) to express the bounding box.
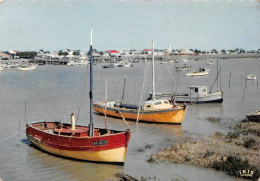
top-left (0, 57), bottom-right (259, 181)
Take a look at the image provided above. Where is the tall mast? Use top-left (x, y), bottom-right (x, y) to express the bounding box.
top-left (152, 39), bottom-right (155, 100)
top-left (89, 28), bottom-right (94, 137)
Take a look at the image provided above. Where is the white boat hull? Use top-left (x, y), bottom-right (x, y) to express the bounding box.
top-left (246, 75), bottom-right (256, 80)
top-left (185, 72), bottom-right (209, 77)
top-left (174, 92), bottom-right (223, 103)
top-left (152, 91), bottom-right (223, 104)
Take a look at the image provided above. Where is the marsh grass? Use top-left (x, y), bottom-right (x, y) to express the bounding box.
top-left (150, 121), bottom-right (260, 180)
top-left (206, 117), bottom-right (222, 123)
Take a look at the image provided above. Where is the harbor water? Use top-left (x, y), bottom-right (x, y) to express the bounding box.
top-left (0, 58), bottom-right (259, 181)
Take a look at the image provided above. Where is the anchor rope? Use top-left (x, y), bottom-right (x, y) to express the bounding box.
top-left (118, 111), bottom-right (187, 181)
top-left (0, 128), bottom-right (26, 144)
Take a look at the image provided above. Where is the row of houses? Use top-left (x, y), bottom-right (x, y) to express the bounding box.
top-left (1, 48), bottom-right (260, 60)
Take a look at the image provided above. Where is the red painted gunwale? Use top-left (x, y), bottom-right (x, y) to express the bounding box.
top-left (26, 122), bottom-right (131, 152)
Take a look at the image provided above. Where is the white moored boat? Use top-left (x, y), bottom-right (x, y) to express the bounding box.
top-left (206, 61), bottom-right (214, 65)
top-left (149, 86), bottom-right (223, 104)
top-left (185, 68), bottom-right (210, 77)
top-left (246, 74), bottom-right (256, 80)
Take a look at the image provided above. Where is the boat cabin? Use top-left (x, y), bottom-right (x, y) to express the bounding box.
top-left (144, 99), bottom-right (172, 110)
top-left (188, 86), bottom-right (208, 96)
top-left (199, 68), bottom-right (208, 72)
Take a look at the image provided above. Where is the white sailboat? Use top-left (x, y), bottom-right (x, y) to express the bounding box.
top-left (185, 68), bottom-right (210, 77)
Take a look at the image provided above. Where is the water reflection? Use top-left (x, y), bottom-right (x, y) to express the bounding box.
top-left (27, 144), bottom-right (123, 181)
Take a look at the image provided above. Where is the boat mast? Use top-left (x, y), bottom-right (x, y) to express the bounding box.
top-left (152, 39), bottom-right (156, 100)
top-left (89, 28), bottom-right (94, 137)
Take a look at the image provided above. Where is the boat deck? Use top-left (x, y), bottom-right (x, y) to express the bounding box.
top-left (30, 122), bottom-right (102, 137)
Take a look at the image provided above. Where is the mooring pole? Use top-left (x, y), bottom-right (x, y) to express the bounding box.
top-left (121, 76), bottom-right (127, 104)
top-left (229, 72), bottom-right (231, 87)
top-left (241, 74), bottom-right (242, 86)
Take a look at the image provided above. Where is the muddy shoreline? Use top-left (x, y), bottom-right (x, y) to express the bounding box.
top-left (149, 121), bottom-right (260, 180)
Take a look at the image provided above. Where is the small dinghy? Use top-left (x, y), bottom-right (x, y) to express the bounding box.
top-left (246, 74), bottom-right (257, 80)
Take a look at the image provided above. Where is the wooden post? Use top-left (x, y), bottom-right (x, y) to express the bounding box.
top-left (190, 89), bottom-right (192, 104)
top-left (245, 76), bottom-right (247, 88)
top-left (229, 72), bottom-right (231, 87)
top-left (18, 118), bottom-right (21, 146)
top-left (241, 74), bottom-right (242, 86)
top-left (243, 86), bottom-right (246, 100)
top-left (121, 76), bottom-right (127, 104)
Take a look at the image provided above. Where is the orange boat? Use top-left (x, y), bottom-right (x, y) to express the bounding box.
top-left (26, 29), bottom-right (131, 165)
top-left (94, 100), bottom-right (186, 124)
top-left (94, 40), bottom-right (187, 124)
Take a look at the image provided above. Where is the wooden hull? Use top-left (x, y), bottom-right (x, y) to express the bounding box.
top-left (26, 122), bottom-right (131, 164)
top-left (94, 102), bottom-right (186, 124)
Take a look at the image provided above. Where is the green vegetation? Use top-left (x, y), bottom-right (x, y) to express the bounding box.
top-left (16, 51), bottom-right (37, 58)
top-left (58, 50), bottom-right (68, 56)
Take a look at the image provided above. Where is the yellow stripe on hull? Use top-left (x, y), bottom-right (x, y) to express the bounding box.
top-left (94, 105), bottom-right (186, 124)
top-left (28, 137), bottom-right (127, 163)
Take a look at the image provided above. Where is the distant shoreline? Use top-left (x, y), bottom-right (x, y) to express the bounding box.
top-left (170, 53), bottom-right (260, 61)
top-left (1, 53), bottom-right (259, 64)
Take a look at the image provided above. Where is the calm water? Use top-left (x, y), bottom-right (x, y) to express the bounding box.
top-left (0, 58), bottom-right (259, 181)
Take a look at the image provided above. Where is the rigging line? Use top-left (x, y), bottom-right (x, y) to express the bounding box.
top-left (209, 68), bottom-right (222, 93)
top-left (165, 63), bottom-right (178, 95)
top-left (66, 62), bottom-right (85, 113)
top-left (76, 63), bottom-right (89, 123)
top-left (104, 79), bottom-right (108, 131)
top-left (136, 61), bottom-right (150, 122)
top-left (117, 112), bottom-right (187, 181)
top-left (129, 134), bottom-right (187, 181)
top-left (158, 62), bottom-right (165, 94)
top-left (175, 68), bottom-right (179, 95)
top-left (145, 62), bottom-right (151, 99)
top-left (115, 67), bottom-right (185, 180)
top-left (0, 128), bottom-right (26, 144)
top-left (137, 62), bottom-right (150, 120)
top-left (165, 63), bottom-right (187, 104)
top-left (117, 111), bottom-right (130, 129)
top-left (137, 66), bottom-right (147, 123)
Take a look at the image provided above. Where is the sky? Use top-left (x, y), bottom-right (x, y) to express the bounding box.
top-left (0, 0), bottom-right (259, 51)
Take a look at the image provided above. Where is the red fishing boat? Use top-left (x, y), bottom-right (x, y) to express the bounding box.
top-left (26, 29), bottom-right (131, 165)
